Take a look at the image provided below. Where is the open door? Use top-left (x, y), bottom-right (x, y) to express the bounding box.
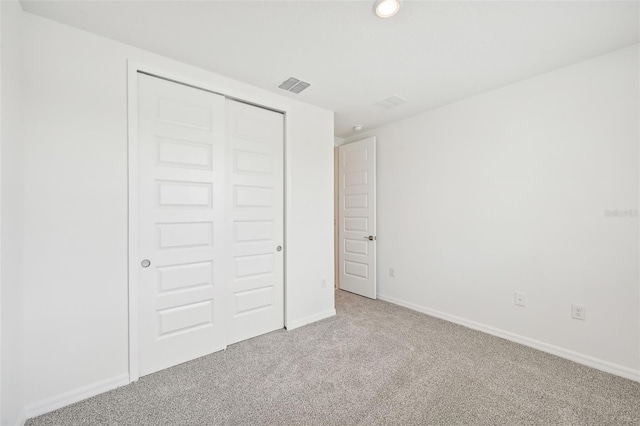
top-left (338, 137), bottom-right (376, 299)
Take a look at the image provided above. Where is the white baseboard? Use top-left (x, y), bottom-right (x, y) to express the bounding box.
top-left (25, 373), bottom-right (129, 420)
top-left (286, 308), bottom-right (336, 331)
top-left (377, 293), bottom-right (640, 383)
top-left (23, 309), bottom-right (335, 419)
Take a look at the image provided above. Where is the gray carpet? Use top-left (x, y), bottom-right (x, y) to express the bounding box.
top-left (28, 290), bottom-right (640, 425)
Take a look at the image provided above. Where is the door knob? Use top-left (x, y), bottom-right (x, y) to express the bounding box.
top-left (363, 236), bottom-right (375, 241)
top-left (141, 259), bottom-right (151, 268)
top-left (276, 246), bottom-right (282, 252)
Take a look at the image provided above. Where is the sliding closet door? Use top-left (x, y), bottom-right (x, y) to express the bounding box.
top-left (135, 74), bottom-right (285, 376)
top-left (225, 100), bottom-right (285, 344)
top-left (137, 74), bottom-right (227, 376)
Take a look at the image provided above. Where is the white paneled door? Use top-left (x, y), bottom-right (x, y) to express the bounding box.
top-left (338, 137), bottom-right (377, 299)
top-left (226, 100), bottom-right (284, 344)
top-left (137, 74), bottom-right (227, 376)
top-left (136, 73), bottom-right (284, 376)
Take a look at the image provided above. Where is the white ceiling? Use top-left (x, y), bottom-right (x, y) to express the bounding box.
top-left (21, 0), bottom-right (640, 137)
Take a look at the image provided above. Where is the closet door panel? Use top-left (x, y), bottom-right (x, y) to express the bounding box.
top-left (137, 74), bottom-right (227, 376)
top-left (225, 100), bottom-right (285, 344)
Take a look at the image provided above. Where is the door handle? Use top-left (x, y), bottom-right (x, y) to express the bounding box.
top-left (363, 236), bottom-right (375, 241)
top-left (141, 259), bottom-right (151, 268)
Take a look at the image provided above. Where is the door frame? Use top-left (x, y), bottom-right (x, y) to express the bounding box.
top-left (127, 60), bottom-right (289, 383)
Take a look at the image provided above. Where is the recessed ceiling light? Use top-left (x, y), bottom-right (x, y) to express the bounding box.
top-left (353, 125), bottom-right (364, 131)
top-left (374, 0), bottom-right (401, 18)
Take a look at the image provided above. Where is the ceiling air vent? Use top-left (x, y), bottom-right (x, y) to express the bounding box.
top-left (374, 95), bottom-right (407, 109)
top-left (277, 77), bottom-right (311, 94)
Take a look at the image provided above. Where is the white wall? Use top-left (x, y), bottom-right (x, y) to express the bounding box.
top-left (1, 1), bottom-right (25, 425)
top-left (22, 13), bottom-right (334, 416)
top-left (347, 45), bottom-right (640, 378)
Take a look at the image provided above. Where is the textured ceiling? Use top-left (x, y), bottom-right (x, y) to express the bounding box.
top-left (22, 0), bottom-right (640, 137)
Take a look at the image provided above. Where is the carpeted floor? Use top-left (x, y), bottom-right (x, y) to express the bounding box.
top-left (28, 290), bottom-right (640, 425)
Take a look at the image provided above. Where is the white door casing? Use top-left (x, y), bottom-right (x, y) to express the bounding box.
top-left (338, 137), bottom-right (377, 299)
top-left (225, 99), bottom-right (285, 344)
top-left (137, 74), bottom-right (228, 376)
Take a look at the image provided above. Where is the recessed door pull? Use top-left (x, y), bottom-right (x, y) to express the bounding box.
top-left (141, 259), bottom-right (151, 268)
top-left (276, 246), bottom-right (282, 252)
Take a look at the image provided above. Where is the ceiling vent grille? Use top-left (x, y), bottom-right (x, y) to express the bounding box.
top-left (277, 77), bottom-right (311, 94)
top-left (374, 95), bottom-right (407, 109)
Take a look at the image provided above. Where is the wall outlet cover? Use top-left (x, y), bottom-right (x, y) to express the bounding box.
top-left (572, 304), bottom-right (586, 320)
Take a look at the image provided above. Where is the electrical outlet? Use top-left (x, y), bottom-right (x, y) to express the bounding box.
top-left (514, 292), bottom-right (526, 307)
top-left (572, 304), bottom-right (586, 320)
top-left (321, 279), bottom-right (327, 288)
top-left (389, 268), bottom-right (395, 278)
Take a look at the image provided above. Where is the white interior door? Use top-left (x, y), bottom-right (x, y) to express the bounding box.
top-left (137, 74), bottom-right (227, 376)
top-left (338, 137), bottom-right (377, 299)
top-left (225, 99), bottom-right (284, 344)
